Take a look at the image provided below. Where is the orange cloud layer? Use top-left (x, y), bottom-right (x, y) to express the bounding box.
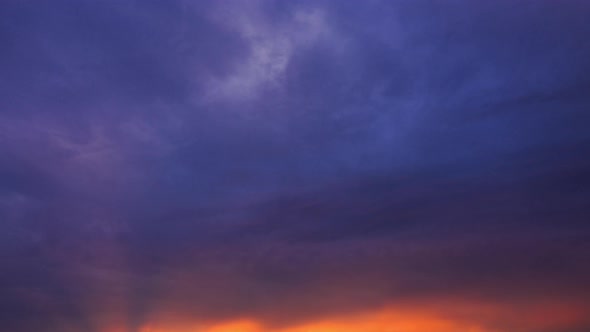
top-left (140, 312), bottom-right (485, 332)
top-left (135, 300), bottom-right (589, 332)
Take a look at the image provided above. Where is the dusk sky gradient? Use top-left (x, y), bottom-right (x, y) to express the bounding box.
top-left (1, 1), bottom-right (590, 331)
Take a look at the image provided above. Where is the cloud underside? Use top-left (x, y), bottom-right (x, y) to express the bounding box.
top-left (1, 0), bottom-right (590, 331)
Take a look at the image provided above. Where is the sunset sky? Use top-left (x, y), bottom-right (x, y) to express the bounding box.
top-left (1, 1), bottom-right (590, 331)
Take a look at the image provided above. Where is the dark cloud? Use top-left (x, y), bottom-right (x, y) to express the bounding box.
top-left (1, 1), bottom-right (590, 331)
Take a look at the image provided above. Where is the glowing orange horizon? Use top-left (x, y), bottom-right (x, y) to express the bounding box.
top-left (133, 301), bottom-right (588, 332)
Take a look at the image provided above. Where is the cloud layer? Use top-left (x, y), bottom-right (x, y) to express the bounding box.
top-left (1, 1), bottom-right (590, 331)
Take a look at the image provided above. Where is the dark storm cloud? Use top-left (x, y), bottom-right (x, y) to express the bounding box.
top-left (1, 1), bottom-right (590, 331)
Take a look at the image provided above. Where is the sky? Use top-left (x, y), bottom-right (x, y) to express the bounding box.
top-left (1, 1), bottom-right (590, 331)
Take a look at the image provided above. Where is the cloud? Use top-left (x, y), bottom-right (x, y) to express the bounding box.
top-left (200, 1), bottom-right (337, 103)
top-left (1, 1), bottom-right (590, 331)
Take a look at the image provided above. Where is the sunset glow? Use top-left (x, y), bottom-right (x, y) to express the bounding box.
top-left (128, 301), bottom-right (590, 332)
top-left (2, 1), bottom-right (589, 331)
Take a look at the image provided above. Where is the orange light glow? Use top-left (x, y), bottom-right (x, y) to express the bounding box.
top-left (131, 299), bottom-right (589, 332)
top-left (207, 319), bottom-right (263, 332)
top-left (137, 306), bottom-right (493, 332)
top-left (277, 309), bottom-right (489, 332)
